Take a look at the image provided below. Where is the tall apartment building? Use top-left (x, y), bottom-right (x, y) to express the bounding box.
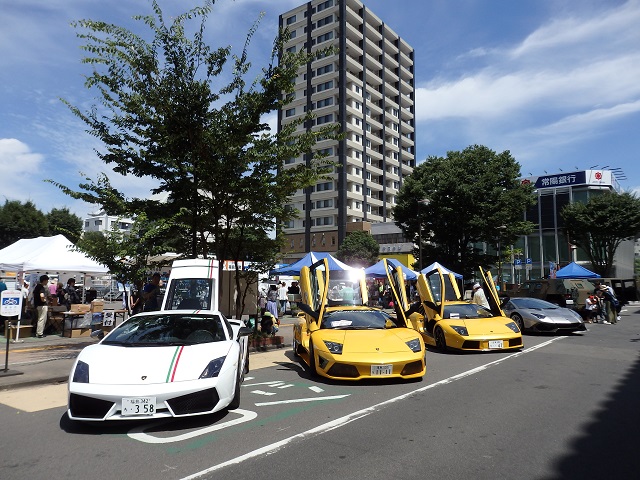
top-left (278, 0), bottom-right (416, 262)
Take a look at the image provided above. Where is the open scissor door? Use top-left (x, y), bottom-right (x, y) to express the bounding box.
top-left (383, 258), bottom-right (409, 327)
top-left (479, 266), bottom-right (505, 317)
top-left (299, 258), bottom-right (330, 326)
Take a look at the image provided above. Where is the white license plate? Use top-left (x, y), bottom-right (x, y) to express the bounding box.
top-left (566, 299), bottom-right (574, 305)
top-left (122, 397), bottom-right (157, 416)
top-left (371, 364), bottom-right (393, 376)
top-left (488, 340), bottom-right (504, 349)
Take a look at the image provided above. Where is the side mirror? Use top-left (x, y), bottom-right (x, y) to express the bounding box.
top-left (238, 326), bottom-right (253, 337)
top-left (90, 329), bottom-right (105, 340)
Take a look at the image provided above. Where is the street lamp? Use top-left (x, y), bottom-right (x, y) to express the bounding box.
top-left (496, 225), bottom-right (507, 291)
top-left (417, 199), bottom-right (430, 272)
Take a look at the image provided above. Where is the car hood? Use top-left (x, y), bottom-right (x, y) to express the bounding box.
top-left (318, 328), bottom-right (421, 354)
top-left (76, 342), bottom-right (233, 385)
top-left (521, 308), bottom-right (582, 323)
top-left (446, 316), bottom-right (516, 335)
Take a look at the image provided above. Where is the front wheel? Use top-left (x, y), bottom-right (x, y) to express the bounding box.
top-left (512, 313), bottom-right (525, 333)
top-left (434, 327), bottom-right (447, 352)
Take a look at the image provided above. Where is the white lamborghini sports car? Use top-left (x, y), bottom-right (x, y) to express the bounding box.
top-left (67, 311), bottom-right (250, 421)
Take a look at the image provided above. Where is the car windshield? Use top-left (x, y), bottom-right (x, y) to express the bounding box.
top-left (321, 309), bottom-right (395, 329)
top-left (444, 303), bottom-right (495, 319)
top-left (102, 313), bottom-right (228, 346)
top-left (511, 298), bottom-right (559, 310)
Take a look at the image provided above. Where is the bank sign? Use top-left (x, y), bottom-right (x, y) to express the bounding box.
top-left (521, 170), bottom-right (617, 190)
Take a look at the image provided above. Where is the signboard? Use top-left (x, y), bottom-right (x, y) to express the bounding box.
top-left (514, 259), bottom-right (522, 270)
top-left (1, 290), bottom-right (23, 318)
top-left (103, 311), bottom-right (115, 327)
top-left (525, 258), bottom-right (532, 271)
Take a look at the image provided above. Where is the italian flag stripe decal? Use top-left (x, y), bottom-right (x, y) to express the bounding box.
top-left (166, 346), bottom-right (184, 383)
top-left (208, 259), bottom-right (215, 278)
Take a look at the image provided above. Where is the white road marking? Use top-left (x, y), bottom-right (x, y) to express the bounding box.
top-left (128, 408), bottom-right (257, 444)
top-left (277, 384), bottom-right (295, 389)
top-left (255, 394), bottom-right (350, 406)
top-left (251, 390), bottom-right (277, 396)
top-left (308, 386), bottom-right (324, 393)
top-left (244, 376), bottom-right (255, 381)
top-left (242, 381), bottom-right (284, 387)
top-left (179, 336), bottom-right (565, 479)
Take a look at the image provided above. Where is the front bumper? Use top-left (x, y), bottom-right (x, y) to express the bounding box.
top-left (313, 350), bottom-right (426, 381)
top-left (67, 370), bottom-right (236, 421)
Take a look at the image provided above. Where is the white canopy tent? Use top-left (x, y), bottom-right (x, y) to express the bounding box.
top-left (0, 235), bottom-right (109, 275)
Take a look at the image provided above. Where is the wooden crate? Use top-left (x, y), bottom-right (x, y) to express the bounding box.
top-left (7, 325), bottom-right (33, 340)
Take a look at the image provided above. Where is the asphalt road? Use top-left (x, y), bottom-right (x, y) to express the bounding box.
top-left (1, 307), bottom-right (639, 480)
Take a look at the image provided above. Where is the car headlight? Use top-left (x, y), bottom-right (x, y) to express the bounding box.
top-left (72, 360), bottom-right (90, 383)
top-left (505, 322), bottom-right (520, 333)
top-left (323, 340), bottom-right (343, 354)
top-left (199, 356), bottom-right (227, 378)
top-left (405, 338), bottom-right (422, 352)
top-left (450, 325), bottom-right (468, 336)
top-left (531, 313), bottom-right (547, 319)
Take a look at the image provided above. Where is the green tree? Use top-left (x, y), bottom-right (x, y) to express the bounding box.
top-left (561, 191), bottom-right (640, 277)
top-left (394, 145), bottom-right (537, 278)
top-left (50, 1), bottom-right (340, 313)
top-left (335, 231), bottom-right (380, 268)
top-left (0, 200), bottom-right (49, 248)
top-left (46, 207), bottom-right (83, 243)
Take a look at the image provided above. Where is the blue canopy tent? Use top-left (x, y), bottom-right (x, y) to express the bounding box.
top-left (364, 258), bottom-right (418, 280)
top-left (554, 262), bottom-right (600, 279)
top-left (270, 252), bottom-right (354, 276)
top-left (421, 261), bottom-right (463, 279)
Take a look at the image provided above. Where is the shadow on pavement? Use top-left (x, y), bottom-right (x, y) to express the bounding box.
top-left (548, 352), bottom-right (640, 478)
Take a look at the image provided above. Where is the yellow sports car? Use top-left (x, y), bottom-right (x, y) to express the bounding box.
top-left (293, 259), bottom-right (426, 381)
top-left (386, 262), bottom-right (523, 352)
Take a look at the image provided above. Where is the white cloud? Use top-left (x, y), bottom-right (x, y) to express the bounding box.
top-left (0, 138), bottom-right (46, 203)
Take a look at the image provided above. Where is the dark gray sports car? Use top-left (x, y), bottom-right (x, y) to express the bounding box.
top-left (503, 297), bottom-right (586, 333)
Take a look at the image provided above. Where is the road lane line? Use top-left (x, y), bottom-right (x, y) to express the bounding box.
top-left (179, 336), bottom-right (565, 480)
top-left (251, 390), bottom-right (277, 396)
top-left (309, 386), bottom-right (324, 393)
top-left (255, 394), bottom-right (350, 406)
top-left (128, 409), bottom-right (257, 444)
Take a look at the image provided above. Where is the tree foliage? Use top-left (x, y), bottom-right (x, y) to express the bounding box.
top-left (46, 207), bottom-right (83, 243)
top-left (50, 1), bottom-right (341, 315)
top-left (335, 231), bottom-right (380, 268)
top-left (0, 200), bottom-right (49, 248)
top-left (394, 145), bottom-right (537, 278)
top-left (561, 191), bottom-right (640, 277)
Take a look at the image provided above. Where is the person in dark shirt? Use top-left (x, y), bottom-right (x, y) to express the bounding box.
top-left (64, 278), bottom-right (82, 310)
top-left (142, 273), bottom-right (162, 312)
top-left (33, 275), bottom-right (49, 338)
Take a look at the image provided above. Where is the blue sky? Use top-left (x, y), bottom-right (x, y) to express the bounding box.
top-left (1, 0), bottom-right (639, 219)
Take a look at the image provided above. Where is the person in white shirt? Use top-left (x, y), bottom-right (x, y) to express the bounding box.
top-left (278, 282), bottom-right (288, 316)
top-left (471, 282), bottom-right (490, 309)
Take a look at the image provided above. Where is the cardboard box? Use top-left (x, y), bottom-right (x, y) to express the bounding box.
top-left (7, 325), bottom-right (33, 341)
top-left (70, 304), bottom-right (90, 313)
top-left (91, 299), bottom-right (105, 313)
top-left (63, 327), bottom-right (92, 338)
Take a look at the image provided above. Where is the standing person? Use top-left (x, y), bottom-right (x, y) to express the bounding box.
top-left (33, 274), bottom-right (49, 338)
top-left (64, 278), bottom-right (82, 310)
top-left (55, 282), bottom-right (65, 306)
top-left (0, 277), bottom-right (7, 294)
top-left (265, 284), bottom-right (279, 323)
top-left (599, 285), bottom-right (618, 324)
top-left (278, 282), bottom-right (288, 316)
top-left (584, 294), bottom-right (598, 323)
top-left (142, 273), bottom-right (162, 312)
top-left (129, 280), bottom-right (144, 315)
top-left (471, 283), bottom-right (490, 309)
top-left (48, 279), bottom-right (58, 297)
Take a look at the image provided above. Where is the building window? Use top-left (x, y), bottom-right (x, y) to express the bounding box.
top-left (285, 107), bottom-right (295, 117)
top-left (95, 220), bottom-right (102, 226)
top-left (317, 147), bottom-right (333, 156)
top-left (316, 181), bottom-right (333, 192)
top-left (316, 80), bottom-right (334, 92)
top-left (290, 29), bottom-right (297, 39)
top-left (84, 221), bottom-right (89, 227)
top-left (317, 14), bottom-right (333, 27)
top-left (316, 113), bottom-right (333, 125)
top-left (317, 0), bottom-right (333, 13)
top-left (286, 46), bottom-right (296, 53)
top-left (316, 64), bottom-right (333, 76)
top-left (315, 97), bottom-right (333, 108)
top-left (285, 157), bottom-right (296, 164)
top-left (316, 31), bottom-right (334, 44)
top-left (286, 15), bottom-right (296, 25)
